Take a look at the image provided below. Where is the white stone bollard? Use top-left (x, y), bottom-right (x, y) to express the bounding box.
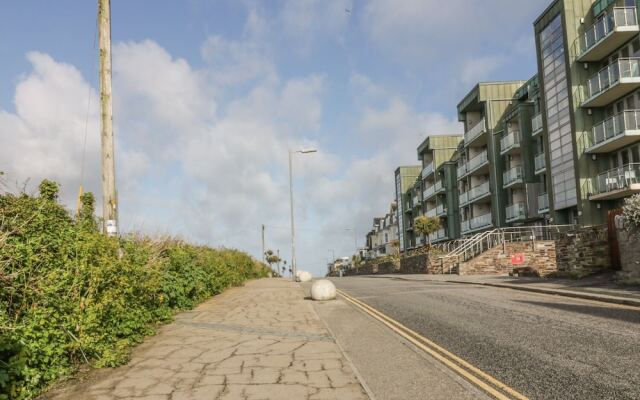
top-left (310, 279), bottom-right (336, 301)
top-left (298, 271), bottom-right (312, 282)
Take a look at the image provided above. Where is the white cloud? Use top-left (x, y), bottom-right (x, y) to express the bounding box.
top-left (460, 55), bottom-right (506, 85)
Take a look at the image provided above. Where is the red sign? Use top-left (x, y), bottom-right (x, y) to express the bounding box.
top-left (511, 253), bottom-right (525, 265)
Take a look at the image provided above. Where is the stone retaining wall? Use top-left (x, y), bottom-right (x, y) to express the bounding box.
top-left (617, 230), bottom-right (640, 284)
top-left (553, 226), bottom-right (611, 277)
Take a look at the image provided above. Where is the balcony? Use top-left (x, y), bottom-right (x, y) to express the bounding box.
top-left (586, 110), bottom-right (640, 153)
top-left (500, 131), bottom-right (521, 155)
top-left (578, 7), bottom-right (639, 62)
top-left (422, 162), bottom-right (434, 179)
top-left (457, 163), bottom-right (467, 179)
top-left (505, 202), bottom-right (527, 223)
top-left (436, 204), bottom-right (447, 217)
top-left (464, 118), bottom-right (486, 146)
top-left (590, 163), bottom-right (640, 200)
top-left (434, 180), bottom-right (445, 194)
top-left (462, 212), bottom-right (493, 234)
top-left (538, 192), bottom-right (550, 213)
top-left (466, 150), bottom-right (490, 175)
top-left (468, 181), bottom-right (491, 204)
top-left (534, 153), bottom-right (546, 175)
top-left (423, 185), bottom-right (436, 201)
top-left (582, 58), bottom-right (640, 108)
top-left (413, 195), bottom-right (421, 206)
top-left (428, 228), bottom-right (447, 244)
top-left (503, 166), bottom-right (524, 188)
top-left (425, 208), bottom-right (437, 218)
top-left (532, 113), bottom-right (543, 136)
top-left (459, 191), bottom-right (469, 206)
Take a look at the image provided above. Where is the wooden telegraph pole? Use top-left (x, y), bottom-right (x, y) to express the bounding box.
top-left (261, 224), bottom-right (266, 263)
top-left (98, 0), bottom-right (118, 236)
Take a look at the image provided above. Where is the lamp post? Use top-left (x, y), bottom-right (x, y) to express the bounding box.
top-left (289, 149), bottom-right (317, 281)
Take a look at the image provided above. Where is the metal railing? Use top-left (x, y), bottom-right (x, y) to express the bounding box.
top-left (532, 113), bottom-right (543, 134)
top-left (426, 208), bottom-right (437, 218)
top-left (413, 195), bottom-right (421, 206)
top-left (436, 204), bottom-right (446, 216)
top-left (422, 162), bottom-right (434, 179)
top-left (500, 132), bottom-right (521, 154)
top-left (434, 180), bottom-right (444, 193)
top-left (581, 7), bottom-right (638, 56)
top-left (465, 118), bottom-right (486, 144)
top-left (534, 153), bottom-right (546, 173)
top-left (538, 192), bottom-right (549, 213)
top-left (503, 166), bottom-right (524, 187)
top-left (437, 225), bottom-right (575, 272)
top-left (593, 163), bottom-right (640, 194)
top-left (467, 150), bottom-right (489, 174)
top-left (586, 58), bottom-right (640, 100)
top-left (589, 109), bottom-right (640, 150)
top-left (470, 212), bottom-right (492, 230)
top-left (505, 202), bottom-right (527, 222)
top-left (468, 181), bottom-right (491, 203)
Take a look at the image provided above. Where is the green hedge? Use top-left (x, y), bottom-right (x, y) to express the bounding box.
top-left (0, 180), bottom-right (269, 399)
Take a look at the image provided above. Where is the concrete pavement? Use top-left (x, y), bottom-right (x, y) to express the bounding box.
top-left (331, 276), bottom-right (640, 400)
top-left (44, 279), bottom-right (369, 400)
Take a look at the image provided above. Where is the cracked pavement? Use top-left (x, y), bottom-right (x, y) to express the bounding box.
top-left (45, 279), bottom-right (369, 400)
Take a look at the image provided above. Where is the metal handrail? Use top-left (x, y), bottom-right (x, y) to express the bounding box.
top-left (581, 7), bottom-right (638, 56)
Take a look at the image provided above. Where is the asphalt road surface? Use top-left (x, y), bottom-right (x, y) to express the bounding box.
top-left (330, 276), bottom-right (640, 400)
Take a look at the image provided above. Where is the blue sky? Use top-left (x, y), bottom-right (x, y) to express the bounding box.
top-left (0, 0), bottom-right (549, 275)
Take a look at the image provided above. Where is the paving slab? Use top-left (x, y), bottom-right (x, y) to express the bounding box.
top-left (42, 279), bottom-right (369, 400)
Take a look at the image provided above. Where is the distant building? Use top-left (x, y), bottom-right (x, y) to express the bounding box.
top-left (364, 202), bottom-right (399, 258)
top-left (394, 166), bottom-right (422, 252)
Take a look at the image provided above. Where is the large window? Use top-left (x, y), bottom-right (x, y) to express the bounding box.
top-left (540, 14), bottom-right (577, 210)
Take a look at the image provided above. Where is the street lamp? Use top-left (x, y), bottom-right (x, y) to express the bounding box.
top-left (289, 148), bottom-right (317, 281)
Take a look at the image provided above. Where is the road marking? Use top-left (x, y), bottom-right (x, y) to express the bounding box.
top-left (337, 289), bottom-right (529, 400)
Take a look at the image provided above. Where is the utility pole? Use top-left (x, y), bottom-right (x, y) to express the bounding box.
top-left (261, 224), bottom-right (266, 264)
top-left (276, 249), bottom-right (281, 276)
top-left (98, 0), bottom-right (118, 236)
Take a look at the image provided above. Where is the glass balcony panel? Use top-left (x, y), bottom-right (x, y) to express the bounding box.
top-left (468, 181), bottom-right (490, 202)
top-left (595, 163), bottom-right (640, 194)
top-left (534, 153), bottom-right (546, 173)
top-left (532, 113), bottom-right (543, 134)
top-left (422, 162), bottom-right (434, 179)
top-left (503, 166), bottom-right (524, 187)
top-left (457, 163), bottom-right (467, 178)
top-left (470, 212), bottom-right (492, 230)
top-left (538, 192), bottom-right (549, 213)
top-left (465, 118), bottom-right (486, 144)
top-left (459, 191), bottom-right (469, 205)
top-left (467, 150), bottom-right (489, 173)
top-left (588, 110), bottom-right (640, 151)
top-left (500, 132), bottom-right (521, 154)
top-left (505, 202), bottom-right (527, 222)
top-left (587, 58), bottom-right (640, 99)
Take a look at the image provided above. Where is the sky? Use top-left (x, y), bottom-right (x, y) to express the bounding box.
top-left (0, 0), bottom-right (549, 276)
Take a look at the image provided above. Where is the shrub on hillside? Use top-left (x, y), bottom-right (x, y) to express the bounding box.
top-left (0, 180), bottom-right (269, 400)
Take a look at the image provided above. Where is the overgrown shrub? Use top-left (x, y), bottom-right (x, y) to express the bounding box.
top-left (0, 181), bottom-right (269, 399)
top-left (623, 194), bottom-right (640, 234)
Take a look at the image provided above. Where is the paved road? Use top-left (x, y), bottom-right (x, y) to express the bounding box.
top-left (330, 276), bottom-right (640, 400)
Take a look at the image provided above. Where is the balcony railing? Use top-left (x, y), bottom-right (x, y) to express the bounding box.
top-left (470, 213), bottom-right (492, 230)
top-left (461, 219), bottom-right (470, 233)
top-left (436, 204), bottom-right (446, 216)
top-left (584, 58), bottom-right (640, 104)
top-left (580, 7), bottom-right (638, 60)
top-left (468, 181), bottom-right (491, 203)
top-left (466, 150), bottom-right (489, 174)
top-left (500, 131), bottom-right (521, 154)
top-left (505, 202), bottom-right (527, 222)
top-left (465, 118), bottom-right (486, 144)
top-left (413, 195), bottom-right (421, 206)
top-left (538, 192), bottom-right (549, 213)
top-left (534, 153), bottom-right (546, 174)
top-left (503, 166), bottom-right (524, 187)
top-left (593, 163), bottom-right (640, 195)
top-left (428, 228), bottom-right (447, 243)
top-left (434, 180), bottom-right (445, 193)
top-left (423, 185), bottom-right (436, 200)
top-left (459, 191), bottom-right (469, 206)
top-left (422, 162), bottom-right (434, 179)
top-left (532, 113), bottom-right (543, 135)
top-left (587, 110), bottom-right (640, 153)
top-left (457, 163), bottom-right (467, 178)
top-left (426, 208), bottom-right (437, 218)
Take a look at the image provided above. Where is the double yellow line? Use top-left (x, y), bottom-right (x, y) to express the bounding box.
top-left (337, 289), bottom-right (529, 400)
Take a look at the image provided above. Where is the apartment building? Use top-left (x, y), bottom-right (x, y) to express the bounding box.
top-left (364, 203), bottom-right (399, 258)
top-left (456, 81), bottom-right (527, 235)
top-left (534, 0), bottom-right (640, 226)
top-left (394, 165), bottom-right (422, 251)
top-left (416, 135), bottom-right (464, 243)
